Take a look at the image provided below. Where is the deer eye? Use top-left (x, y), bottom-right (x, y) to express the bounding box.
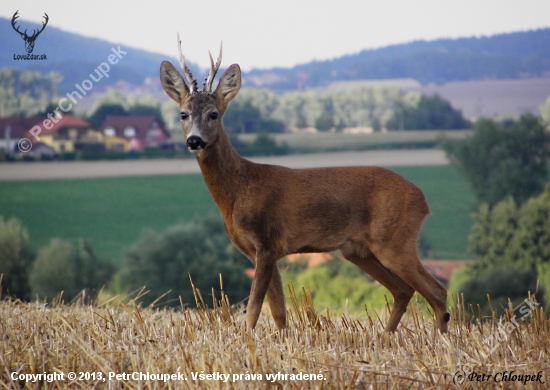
top-left (209, 112), bottom-right (219, 120)
top-left (180, 112), bottom-right (189, 120)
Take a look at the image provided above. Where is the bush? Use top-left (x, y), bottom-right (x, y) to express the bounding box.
top-left (388, 94), bottom-right (471, 130)
top-left (315, 112), bottom-right (335, 131)
top-left (120, 215), bottom-right (251, 308)
top-left (0, 216), bottom-right (33, 300)
top-left (230, 132), bottom-right (288, 157)
top-left (447, 263), bottom-right (475, 298)
top-left (224, 101), bottom-right (285, 134)
top-left (280, 256), bottom-right (389, 314)
top-left (460, 267), bottom-right (540, 316)
top-left (29, 238), bottom-right (115, 301)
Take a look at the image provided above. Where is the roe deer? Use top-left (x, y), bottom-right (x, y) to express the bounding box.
top-left (160, 36), bottom-right (450, 333)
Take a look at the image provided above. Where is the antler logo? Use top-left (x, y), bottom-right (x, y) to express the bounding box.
top-left (11, 10), bottom-right (49, 54)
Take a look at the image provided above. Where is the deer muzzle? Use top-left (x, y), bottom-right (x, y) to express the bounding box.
top-left (187, 136), bottom-right (207, 151)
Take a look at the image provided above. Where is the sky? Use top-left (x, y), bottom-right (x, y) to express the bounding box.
top-left (2, 0), bottom-right (550, 71)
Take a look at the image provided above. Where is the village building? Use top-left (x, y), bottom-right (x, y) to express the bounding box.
top-left (28, 115), bottom-right (103, 153)
top-left (0, 116), bottom-right (44, 153)
top-left (99, 115), bottom-right (169, 151)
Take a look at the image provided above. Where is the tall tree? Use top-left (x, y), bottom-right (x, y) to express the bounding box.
top-left (540, 96), bottom-right (550, 126)
top-left (443, 115), bottom-right (550, 206)
top-left (388, 94), bottom-right (471, 130)
top-left (87, 103), bottom-right (127, 129)
top-left (456, 184), bottom-right (550, 311)
top-left (120, 216), bottom-right (251, 308)
top-left (0, 67), bottom-right (62, 117)
top-left (224, 101), bottom-right (284, 134)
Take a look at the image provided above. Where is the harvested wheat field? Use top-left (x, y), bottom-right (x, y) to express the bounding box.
top-left (1, 287), bottom-right (549, 389)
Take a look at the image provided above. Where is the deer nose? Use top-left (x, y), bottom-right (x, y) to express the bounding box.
top-left (187, 136), bottom-right (206, 150)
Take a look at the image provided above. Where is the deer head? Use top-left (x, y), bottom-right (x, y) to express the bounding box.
top-left (160, 34), bottom-right (241, 153)
top-left (11, 11), bottom-right (49, 53)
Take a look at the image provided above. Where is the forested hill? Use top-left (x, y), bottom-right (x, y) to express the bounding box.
top-left (2, 14), bottom-right (549, 93)
top-left (245, 28), bottom-right (550, 90)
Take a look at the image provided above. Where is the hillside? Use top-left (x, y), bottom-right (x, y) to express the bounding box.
top-left (1, 16), bottom-right (197, 93)
top-left (245, 29), bottom-right (550, 91)
top-left (3, 16), bottom-right (550, 96)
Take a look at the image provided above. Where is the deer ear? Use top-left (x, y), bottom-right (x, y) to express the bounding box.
top-left (160, 61), bottom-right (189, 103)
top-left (215, 64), bottom-right (241, 106)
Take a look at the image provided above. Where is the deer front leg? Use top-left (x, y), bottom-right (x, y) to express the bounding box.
top-left (246, 253), bottom-right (275, 330)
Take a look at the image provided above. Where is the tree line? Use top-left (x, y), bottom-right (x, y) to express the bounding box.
top-left (0, 68), bottom-right (62, 118)
top-left (1, 66), bottom-right (472, 136)
top-left (221, 85), bottom-right (471, 132)
top-left (0, 214), bottom-right (251, 308)
top-left (443, 114), bottom-right (550, 313)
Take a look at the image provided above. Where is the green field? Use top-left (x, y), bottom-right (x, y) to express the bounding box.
top-left (393, 165), bottom-right (476, 259)
top-left (0, 165), bottom-right (475, 265)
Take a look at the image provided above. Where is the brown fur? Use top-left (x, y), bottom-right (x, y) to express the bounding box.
top-left (160, 59), bottom-right (450, 333)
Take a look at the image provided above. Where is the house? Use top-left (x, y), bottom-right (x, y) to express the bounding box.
top-left (1, 115), bottom-right (102, 154)
top-left (25, 115), bottom-right (102, 153)
top-left (99, 115), bottom-right (169, 151)
top-left (0, 116), bottom-right (44, 154)
top-left (420, 260), bottom-right (473, 288)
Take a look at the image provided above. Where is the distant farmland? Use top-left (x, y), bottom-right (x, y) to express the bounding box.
top-left (321, 77), bottom-right (550, 119)
top-left (408, 77), bottom-right (550, 118)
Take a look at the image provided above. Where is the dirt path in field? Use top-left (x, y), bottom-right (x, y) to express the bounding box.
top-left (0, 149), bottom-right (448, 181)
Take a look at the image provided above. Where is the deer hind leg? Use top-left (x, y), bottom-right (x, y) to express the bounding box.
top-left (246, 251), bottom-right (276, 330)
top-left (266, 263), bottom-right (287, 330)
top-left (344, 251), bottom-right (415, 332)
top-left (373, 245), bottom-right (450, 333)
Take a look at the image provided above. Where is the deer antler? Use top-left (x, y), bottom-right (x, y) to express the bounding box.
top-left (203, 42), bottom-right (223, 93)
top-left (177, 32), bottom-right (198, 94)
top-left (11, 11), bottom-right (24, 37)
top-left (31, 13), bottom-right (49, 39)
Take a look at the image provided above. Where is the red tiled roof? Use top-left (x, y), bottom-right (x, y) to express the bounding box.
top-left (0, 115), bottom-right (90, 139)
top-left (0, 116), bottom-right (44, 138)
top-left (37, 115), bottom-right (91, 135)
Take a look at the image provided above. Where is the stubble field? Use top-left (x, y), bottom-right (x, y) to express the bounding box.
top-left (1, 289), bottom-right (549, 389)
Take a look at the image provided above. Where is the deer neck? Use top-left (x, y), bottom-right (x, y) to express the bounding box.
top-left (195, 129), bottom-right (244, 218)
